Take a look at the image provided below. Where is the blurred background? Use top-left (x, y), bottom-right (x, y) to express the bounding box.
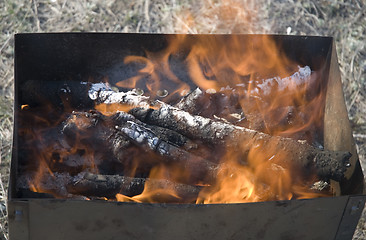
top-left (0, 0), bottom-right (365, 239)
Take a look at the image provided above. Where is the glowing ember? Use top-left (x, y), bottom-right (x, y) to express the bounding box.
top-left (21, 104), bottom-right (29, 110)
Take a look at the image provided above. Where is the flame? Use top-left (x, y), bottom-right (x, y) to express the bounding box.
top-left (21, 108), bottom-right (100, 197)
top-left (95, 103), bottom-right (161, 116)
top-left (95, 103), bottom-right (134, 116)
top-left (116, 165), bottom-right (189, 203)
top-left (21, 104), bottom-right (29, 110)
top-left (111, 34), bottom-right (328, 203)
top-left (116, 35), bottom-right (191, 100)
top-left (23, 34), bottom-right (329, 203)
top-left (196, 139), bottom-right (328, 204)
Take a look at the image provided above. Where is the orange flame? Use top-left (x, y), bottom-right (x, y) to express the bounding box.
top-left (23, 108), bottom-right (100, 197)
top-left (111, 34), bottom-right (328, 203)
top-left (24, 34), bottom-right (329, 203)
top-left (116, 165), bottom-right (189, 203)
top-left (116, 35), bottom-right (191, 100)
top-left (95, 103), bottom-right (134, 116)
top-left (21, 104), bottom-right (29, 110)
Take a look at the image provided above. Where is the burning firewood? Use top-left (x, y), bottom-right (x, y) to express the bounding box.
top-left (117, 120), bottom-right (220, 182)
top-left (89, 87), bottom-right (351, 181)
top-left (175, 66), bottom-right (314, 111)
top-left (17, 172), bottom-right (201, 203)
top-left (174, 68), bottom-right (321, 143)
top-left (175, 87), bottom-right (244, 125)
top-left (62, 111), bottom-right (220, 183)
top-left (60, 111), bottom-right (133, 173)
top-left (68, 172), bottom-right (202, 203)
top-left (175, 87), bottom-right (313, 141)
top-left (131, 105), bottom-right (351, 182)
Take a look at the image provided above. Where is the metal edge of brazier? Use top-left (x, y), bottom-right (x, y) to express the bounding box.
top-left (6, 196), bottom-right (351, 240)
top-left (324, 41), bottom-right (364, 195)
top-left (8, 33), bottom-right (366, 240)
top-left (325, 40), bottom-right (366, 240)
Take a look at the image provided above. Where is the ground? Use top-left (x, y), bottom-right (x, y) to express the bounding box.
top-left (0, 0), bottom-right (365, 239)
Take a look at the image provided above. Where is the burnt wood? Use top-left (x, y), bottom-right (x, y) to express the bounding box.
top-left (17, 172), bottom-right (201, 203)
top-left (91, 88), bottom-right (351, 181)
top-left (62, 111), bottom-right (220, 182)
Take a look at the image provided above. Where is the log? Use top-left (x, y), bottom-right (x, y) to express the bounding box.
top-left (17, 172), bottom-right (201, 203)
top-left (68, 172), bottom-right (202, 203)
top-left (245, 65), bottom-right (315, 97)
top-left (175, 88), bottom-right (204, 113)
top-left (175, 86), bottom-right (318, 143)
top-left (17, 172), bottom-right (73, 198)
top-left (63, 111), bottom-right (219, 183)
top-left (63, 110), bottom-right (192, 152)
top-left (174, 67), bottom-right (321, 143)
top-left (89, 87), bottom-right (351, 181)
top-left (131, 106), bottom-right (351, 181)
top-left (117, 120), bottom-right (219, 182)
top-left (175, 87), bottom-right (245, 126)
top-left (112, 111), bottom-right (193, 150)
top-left (61, 111), bottom-right (133, 173)
top-left (175, 65), bottom-right (314, 111)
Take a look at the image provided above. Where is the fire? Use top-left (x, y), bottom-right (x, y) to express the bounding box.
top-left (108, 35), bottom-right (328, 203)
top-left (95, 103), bottom-right (134, 116)
top-left (22, 34), bottom-right (330, 203)
top-left (20, 107), bottom-right (101, 197)
top-left (21, 104), bottom-right (29, 110)
top-left (117, 165), bottom-right (187, 203)
top-left (116, 35), bottom-right (191, 101)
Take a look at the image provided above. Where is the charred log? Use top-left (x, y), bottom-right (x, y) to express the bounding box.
top-left (131, 105), bottom-right (350, 181)
top-left (175, 87), bottom-right (244, 125)
top-left (60, 111), bottom-right (132, 174)
top-left (90, 88), bottom-right (351, 181)
top-left (62, 111), bottom-right (219, 183)
top-left (174, 68), bottom-right (321, 144)
top-left (175, 87), bottom-right (319, 144)
top-left (117, 120), bottom-right (219, 182)
top-left (17, 172), bottom-right (201, 203)
top-left (244, 66), bottom-right (316, 98)
top-left (112, 111), bottom-right (193, 150)
top-left (68, 172), bottom-right (202, 203)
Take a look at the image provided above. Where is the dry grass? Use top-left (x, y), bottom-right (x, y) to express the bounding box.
top-left (0, 0), bottom-right (365, 239)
